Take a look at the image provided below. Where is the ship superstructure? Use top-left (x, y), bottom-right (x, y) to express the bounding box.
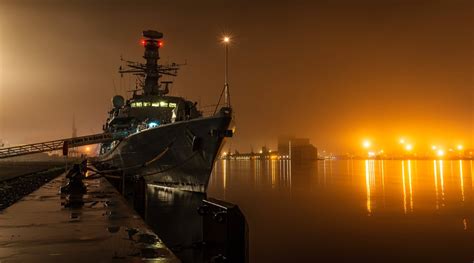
top-left (95, 30), bottom-right (232, 192)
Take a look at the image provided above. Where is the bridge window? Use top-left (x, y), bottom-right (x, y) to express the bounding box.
top-left (135, 102), bottom-right (143, 107)
top-left (169, 102), bottom-right (177, 108)
top-left (143, 102), bottom-right (151, 107)
top-left (152, 102), bottom-right (160, 107)
top-left (160, 101), bottom-right (168, 107)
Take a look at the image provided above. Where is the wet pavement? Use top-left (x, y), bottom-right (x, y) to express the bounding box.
top-left (0, 173), bottom-right (179, 263)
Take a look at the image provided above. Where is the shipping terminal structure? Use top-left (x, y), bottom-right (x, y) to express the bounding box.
top-left (94, 30), bottom-right (233, 193)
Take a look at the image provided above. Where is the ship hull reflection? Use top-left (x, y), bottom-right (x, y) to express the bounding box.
top-left (145, 184), bottom-right (205, 262)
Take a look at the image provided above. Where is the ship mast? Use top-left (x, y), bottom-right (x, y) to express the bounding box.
top-left (142, 30), bottom-right (161, 95)
top-left (119, 30), bottom-right (181, 96)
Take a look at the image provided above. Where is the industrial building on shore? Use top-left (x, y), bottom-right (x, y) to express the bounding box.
top-left (222, 136), bottom-right (317, 161)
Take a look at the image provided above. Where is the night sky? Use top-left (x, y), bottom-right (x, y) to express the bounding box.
top-left (0, 0), bottom-right (472, 153)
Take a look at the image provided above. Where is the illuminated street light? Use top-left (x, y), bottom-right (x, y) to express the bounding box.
top-left (222, 35), bottom-right (231, 107)
top-left (437, 149), bottom-right (445, 157)
top-left (399, 138), bottom-right (405, 144)
top-left (457, 145), bottom-right (463, 151)
top-left (431, 145), bottom-right (437, 150)
top-left (405, 144), bottom-right (413, 151)
top-left (362, 140), bottom-right (371, 149)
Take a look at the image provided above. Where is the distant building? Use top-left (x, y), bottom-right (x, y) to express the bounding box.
top-left (221, 136), bottom-right (318, 161)
top-left (465, 149), bottom-right (474, 158)
top-left (278, 136), bottom-right (317, 161)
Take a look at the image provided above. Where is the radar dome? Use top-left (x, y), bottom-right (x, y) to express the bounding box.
top-left (112, 95), bottom-right (125, 108)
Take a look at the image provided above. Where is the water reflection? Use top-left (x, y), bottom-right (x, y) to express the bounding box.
top-left (145, 184), bottom-right (205, 262)
top-left (434, 160), bottom-right (439, 210)
top-left (271, 160), bottom-right (276, 188)
top-left (209, 159), bottom-right (472, 216)
top-left (381, 160), bottom-right (385, 198)
top-left (408, 160), bottom-right (413, 212)
top-left (223, 159), bottom-right (227, 191)
top-left (459, 160), bottom-right (464, 202)
top-left (148, 159), bottom-right (474, 262)
top-left (365, 160), bottom-right (372, 215)
top-left (402, 160), bottom-right (407, 213)
top-left (440, 160), bottom-right (445, 205)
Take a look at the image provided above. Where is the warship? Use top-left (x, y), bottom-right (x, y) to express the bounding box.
top-left (94, 30), bottom-right (233, 193)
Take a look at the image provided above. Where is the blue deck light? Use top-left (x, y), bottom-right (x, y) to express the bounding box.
top-left (148, 121), bottom-right (160, 128)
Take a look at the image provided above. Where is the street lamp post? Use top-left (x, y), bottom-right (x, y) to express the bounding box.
top-left (223, 36), bottom-right (230, 107)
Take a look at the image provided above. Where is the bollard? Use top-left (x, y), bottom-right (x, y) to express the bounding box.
top-left (133, 176), bottom-right (147, 217)
top-left (198, 198), bottom-right (249, 263)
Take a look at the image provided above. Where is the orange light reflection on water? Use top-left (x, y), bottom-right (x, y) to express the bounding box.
top-left (402, 160), bottom-right (407, 214)
top-left (365, 160), bottom-right (371, 215)
top-left (459, 160), bottom-right (464, 202)
top-left (408, 160), bottom-right (413, 212)
top-left (440, 160), bottom-right (445, 206)
top-left (434, 160), bottom-right (439, 210)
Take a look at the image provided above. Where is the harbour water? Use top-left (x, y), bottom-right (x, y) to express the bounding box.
top-left (148, 159), bottom-right (474, 262)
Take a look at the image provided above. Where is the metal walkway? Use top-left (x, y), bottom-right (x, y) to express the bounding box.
top-left (0, 132), bottom-right (127, 159)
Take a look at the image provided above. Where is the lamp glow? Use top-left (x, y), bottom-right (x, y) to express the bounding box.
top-left (457, 145), bottom-right (463, 151)
top-left (362, 140), bottom-right (371, 149)
top-left (405, 144), bottom-right (413, 151)
top-left (148, 122), bottom-right (159, 128)
top-left (437, 149), bottom-right (445, 157)
top-left (223, 36), bottom-right (230, 43)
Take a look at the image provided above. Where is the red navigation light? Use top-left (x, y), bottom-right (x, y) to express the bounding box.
top-left (158, 41), bottom-right (164, 48)
top-left (140, 39), bottom-right (146, 46)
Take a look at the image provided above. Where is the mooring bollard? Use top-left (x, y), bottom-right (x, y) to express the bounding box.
top-left (197, 198), bottom-right (249, 263)
top-left (133, 176), bottom-right (147, 217)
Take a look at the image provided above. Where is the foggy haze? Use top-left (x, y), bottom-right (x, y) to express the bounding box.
top-left (0, 0), bottom-right (472, 153)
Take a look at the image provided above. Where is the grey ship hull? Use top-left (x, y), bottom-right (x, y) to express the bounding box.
top-left (96, 111), bottom-right (231, 193)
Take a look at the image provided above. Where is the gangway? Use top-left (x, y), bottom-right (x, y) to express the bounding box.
top-left (0, 132), bottom-right (127, 159)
